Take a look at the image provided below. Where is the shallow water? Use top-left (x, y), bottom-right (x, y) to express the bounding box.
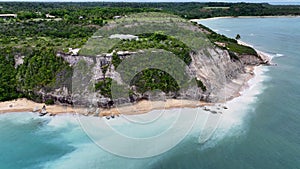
top-left (1, 17), bottom-right (300, 169)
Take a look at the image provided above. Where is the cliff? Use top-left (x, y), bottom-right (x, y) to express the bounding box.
top-left (39, 39), bottom-right (266, 108)
top-left (17, 13), bottom-right (267, 108)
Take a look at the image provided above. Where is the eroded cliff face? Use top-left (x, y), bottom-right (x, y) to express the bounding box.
top-left (189, 47), bottom-right (264, 102)
top-left (37, 44), bottom-right (265, 107)
top-left (189, 47), bottom-right (243, 102)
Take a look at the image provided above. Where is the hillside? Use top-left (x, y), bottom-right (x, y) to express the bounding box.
top-left (5, 13), bottom-right (267, 108)
top-left (0, 3), bottom-right (271, 108)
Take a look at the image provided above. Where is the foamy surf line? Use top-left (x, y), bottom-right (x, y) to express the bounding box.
top-left (0, 66), bottom-right (270, 169)
top-left (198, 65), bottom-right (269, 149)
top-left (41, 66), bottom-right (271, 167)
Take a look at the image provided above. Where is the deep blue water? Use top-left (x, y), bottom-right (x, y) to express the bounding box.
top-left (1, 17), bottom-right (300, 169)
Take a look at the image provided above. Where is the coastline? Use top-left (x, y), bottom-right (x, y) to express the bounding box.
top-left (190, 15), bottom-right (300, 22)
top-left (0, 98), bottom-right (212, 116)
top-left (0, 20), bottom-right (273, 117)
top-left (0, 40), bottom-right (271, 117)
top-left (0, 64), bottom-right (263, 117)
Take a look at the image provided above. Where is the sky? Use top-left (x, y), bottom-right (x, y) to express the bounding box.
top-left (0, 0), bottom-right (300, 5)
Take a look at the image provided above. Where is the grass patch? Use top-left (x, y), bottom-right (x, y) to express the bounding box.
top-left (227, 42), bottom-right (257, 56)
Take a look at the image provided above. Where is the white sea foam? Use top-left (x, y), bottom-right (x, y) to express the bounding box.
top-left (43, 66), bottom-right (269, 168)
top-left (46, 114), bottom-right (78, 128)
top-left (197, 66), bottom-right (269, 149)
top-left (275, 53), bottom-right (284, 57)
top-left (0, 64), bottom-right (270, 168)
top-left (40, 64), bottom-right (270, 167)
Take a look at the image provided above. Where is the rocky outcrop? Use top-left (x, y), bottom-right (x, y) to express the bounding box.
top-left (239, 54), bottom-right (264, 65)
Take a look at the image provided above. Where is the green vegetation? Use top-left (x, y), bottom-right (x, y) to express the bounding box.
top-left (0, 54), bottom-right (19, 101)
top-left (0, 3), bottom-right (159, 53)
top-left (81, 12), bottom-right (208, 56)
top-left (110, 32), bottom-right (192, 66)
top-left (0, 3), bottom-right (159, 102)
top-left (95, 78), bottom-right (112, 98)
top-left (95, 78), bottom-right (131, 99)
top-left (111, 52), bottom-right (122, 68)
top-left (195, 78), bottom-right (207, 92)
top-left (45, 99), bottom-right (55, 105)
top-left (226, 42), bottom-right (257, 56)
top-left (198, 24), bottom-right (258, 57)
top-left (1, 2), bottom-right (299, 21)
top-left (89, 2), bottom-right (300, 19)
top-left (131, 68), bottom-right (180, 94)
top-left (95, 69), bottom-right (182, 97)
top-left (15, 48), bottom-right (71, 101)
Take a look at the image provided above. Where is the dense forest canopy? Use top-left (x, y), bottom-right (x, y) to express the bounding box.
top-left (0, 2), bottom-right (299, 102)
top-left (1, 2), bottom-right (300, 19)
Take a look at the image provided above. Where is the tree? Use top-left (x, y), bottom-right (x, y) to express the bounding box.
top-left (0, 55), bottom-right (19, 101)
top-left (235, 34), bottom-right (241, 40)
top-left (112, 52), bottom-right (122, 68)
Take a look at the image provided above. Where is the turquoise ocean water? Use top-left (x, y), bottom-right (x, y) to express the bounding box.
top-left (1, 17), bottom-right (300, 169)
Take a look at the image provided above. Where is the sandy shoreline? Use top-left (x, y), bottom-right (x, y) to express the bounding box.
top-left (190, 15), bottom-right (300, 22)
top-left (0, 98), bottom-right (213, 116)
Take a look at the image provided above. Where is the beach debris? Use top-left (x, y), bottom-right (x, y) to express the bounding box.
top-left (223, 106), bottom-right (228, 109)
top-left (94, 108), bottom-right (100, 117)
top-left (103, 112), bottom-right (120, 120)
top-left (39, 113), bottom-right (47, 117)
top-left (9, 104), bottom-right (13, 108)
top-left (210, 110), bottom-right (218, 114)
top-left (203, 107), bottom-right (210, 111)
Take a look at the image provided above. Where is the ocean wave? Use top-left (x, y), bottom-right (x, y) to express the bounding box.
top-left (275, 53), bottom-right (284, 57)
top-left (0, 112), bottom-right (47, 125)
top-left (262, 52), bottom-right (284, 60)
top-left (0, 68), bottom-right (271, 168)
top-left (42, 66), bottom-right (270, 167)
top-left (196, 66), bottom-right (269, 150)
